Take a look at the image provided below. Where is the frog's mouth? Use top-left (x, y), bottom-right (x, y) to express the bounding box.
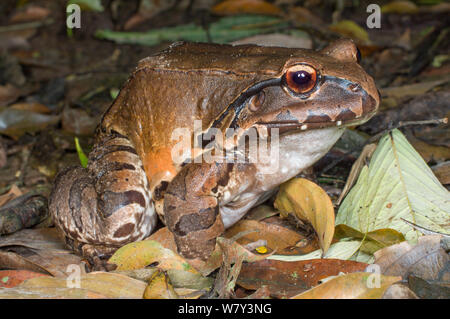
top-left (255, 110), bottom-right (376, 135)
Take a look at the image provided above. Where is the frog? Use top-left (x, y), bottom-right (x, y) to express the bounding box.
top-left (49, 39), bottom-right (379, 265)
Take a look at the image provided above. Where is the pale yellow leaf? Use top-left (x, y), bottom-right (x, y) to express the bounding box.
top-left (274, 178), bottom-right (335, 253)
top-left (108, 240), bottom-right (198, 274)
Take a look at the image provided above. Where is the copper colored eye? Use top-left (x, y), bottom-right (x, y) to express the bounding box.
top-left (284, 65), bottom-right (317, 95)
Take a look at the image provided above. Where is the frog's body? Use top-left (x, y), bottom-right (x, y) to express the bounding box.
top-left (49, 40), bottom-right (379, 264)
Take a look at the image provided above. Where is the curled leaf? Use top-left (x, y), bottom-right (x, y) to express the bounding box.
top-left (274, 178), bottom-right (335, 254)
top-left (143, 270), bottom-right (178, 299)
top-left (0, 108), bottom-right (59, 139)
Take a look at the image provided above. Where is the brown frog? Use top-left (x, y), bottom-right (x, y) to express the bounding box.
top-left (49, 39), bottom-right (379, 265)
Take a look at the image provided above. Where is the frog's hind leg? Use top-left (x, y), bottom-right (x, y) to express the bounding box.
top-left (49, 134), bottom-right (157, 266)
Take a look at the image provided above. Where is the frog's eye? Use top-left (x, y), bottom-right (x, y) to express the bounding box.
top-left (284, 64), bottom-right (318, 95)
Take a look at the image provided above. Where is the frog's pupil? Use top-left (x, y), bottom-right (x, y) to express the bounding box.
top-left (292, 71), bottom-right (311, 85)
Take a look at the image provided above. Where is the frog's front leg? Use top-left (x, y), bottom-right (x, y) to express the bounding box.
top-left (49, 133), bottom-right (157, 266)
top-left (164, 162), bottom-right (232, 260)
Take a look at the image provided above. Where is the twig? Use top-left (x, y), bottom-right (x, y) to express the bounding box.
top-left (398, 118), bottom-right (448, 127)
top-left (366, 117), bottom-right (448, 145)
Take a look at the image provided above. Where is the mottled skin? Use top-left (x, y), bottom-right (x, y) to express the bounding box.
top-left (49, 39), bottom-right (379, 265)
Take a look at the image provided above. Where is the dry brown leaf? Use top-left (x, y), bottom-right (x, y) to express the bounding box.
top-left (124, 0), bottom-right (177, 30)
top-left (432, 161), bottom-right (450, 185)
top-left (0, 84), bottom-right (21, 107)
top-left (143, 269), bottom-right (179, 299)
top-left (380, 77), bottom-right (449, 100)
top-left (23, 249), bottom-right (86, 278)
top-left (0, 107), bottom-right (60, 139)
top-left (147, 227), bottom-right (270, 276)
top-left (10, 102), bottom-right (51, 114)
top-left (291, 272), bottom-right (401, 299)
top-left (244, 204), bottom-right (279, 221)
top-left (329, 20), bottom-right (369, 44)
top-left (237, 259), bottom-right (368, 298)
top-left (336, 143), bottom-right (377, 205)
top-left (147, 226), bottom-right (177, 251)
top-left (382, 283), bottom-right (418, 299)
top-left (0, 286), bottom-right (106, 299)
top-left (173, 288), bottom-right (205, 299)
top-left (0, 228), bottom-right (85, 277)
top-left (274, 178), bottom-right (335, 254)
top-left (0, 228), bottom-right (66, 251)
top-left (0, 140), bottom-right (5, 169)
top-left (289, 6), bottom-right (323, 26)
top-left (114, 268), bottom-right (213, 291)
top-left (224, 219), bottom-right (306, 253)
top-left (0, 251), bottom-right (52, 276)
top-left (0, 270), bottom-right (50, 288)
top-left (20, 272), bottom-right (147, 298)
top-left (188, 237), bottom-right (271, 277)
top-left (423, 3), bottom-right (450, 13)
top-left (374, 235), bottom-right (449, 281)
top-left (407, 135), bottom-right (450, 163)
top-left (381, 1), bottom-right (419, 14)
top-left (244, 285), bottom-right (271, 299)
top-left (213, 238), bottom-right (247, 298)
top-left (9, 5), bottom-right (51, 23)
top-left (212, 0), bottom-right (282, 16)
top-left (0, 184), bottom-right (23, 207)
top-left (62, 107), bottom-right (98, 136)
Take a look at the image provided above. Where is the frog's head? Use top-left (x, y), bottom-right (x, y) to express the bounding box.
top-left (212, 39), bottom-right (380, 137)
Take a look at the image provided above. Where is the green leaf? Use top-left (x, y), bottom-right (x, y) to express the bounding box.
top-left (95, 15), bottom-right (288, 46)
top-left (74, 137), bottom-right (88, 168)
top-left (109, 88), bottom-right (120, 100)
top-left (337, 129), bottom-right (450, 244)
top-left (334, 224), bottom-right (406, 254)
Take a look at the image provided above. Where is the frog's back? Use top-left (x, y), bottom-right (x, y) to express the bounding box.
top-left (137, 42), bottom-right (313, 76)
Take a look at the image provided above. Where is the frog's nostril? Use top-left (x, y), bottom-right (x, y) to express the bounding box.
top-left (348, 83), bottom-right (361, 92)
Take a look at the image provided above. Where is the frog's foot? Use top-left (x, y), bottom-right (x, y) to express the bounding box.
top-left (49, 134), bottom-right (157, 263)
top-left (65, 237), bottom-right (117, 271)
top-left (164, 162), bottom-right (228, 261)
